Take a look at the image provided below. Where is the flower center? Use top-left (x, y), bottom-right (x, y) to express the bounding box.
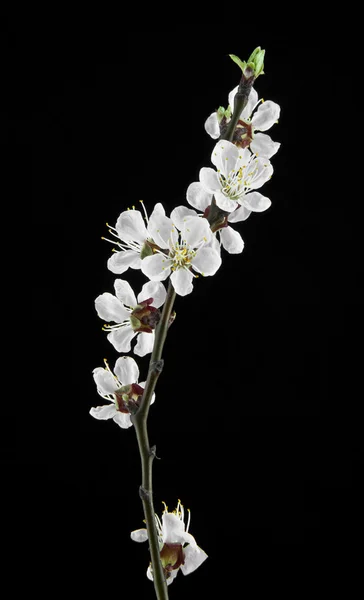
top-left (169, 242), bottom-right (196, 271)
top-left (219, 159), bottom-right (259, 200)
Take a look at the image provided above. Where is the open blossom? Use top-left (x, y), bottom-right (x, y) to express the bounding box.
top-left (90, 356), bottom-right (154, 429)
top-left (95, 279), bottom-right (166, 356)
top-left (205, 86), bottom-right (280, 158)
top-left (131, 500), bottom-right (207, 585)
top-left (105, 202), bottom-right (166, 275)
top-left (141, 214), bottom-right (221, 296)
top-left (199, 140), bottom-right (273, 212)
top-left (171, 202), bottom-right (251, 255)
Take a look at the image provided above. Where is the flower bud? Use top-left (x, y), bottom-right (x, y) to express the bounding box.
top-left (130, 298), bottom-right (161, 333)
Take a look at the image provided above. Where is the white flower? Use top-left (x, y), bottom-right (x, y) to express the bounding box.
top-left (141, 214), bottom-right (221, 296)
top-left (131, 500), bottom-right (207, 585)
top-left (198, 140), bottom-right (273, 213)
top-left (104, 202), bottom-right (167, 275)
top-left (172, 201), bottom-right (250, 255)
top-left (205, 86), bottom-right (281, 159)
top-left (90, 357), bottom-right (155, 429)
top-left (94, 279), bottom-right (166, 356)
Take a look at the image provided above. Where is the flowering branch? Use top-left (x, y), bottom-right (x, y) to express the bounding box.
top-left (90, 45), bottom-right (280, 597)
top-left (130, 280), bottom-right (176, 599)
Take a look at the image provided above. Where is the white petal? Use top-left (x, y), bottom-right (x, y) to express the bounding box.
top-left (214, 190), bottom-right (238, 212)
top-left (141, 254), bottom-right (172, 281)
top-left (228, 85), bottom-right (239, 114)
top-left (170, 205), bottom-right (199, 230)
top-left (235, 147), bottom-right (252, 172)
top-left (89, 404), bottom-right (117, 420)
top-left (181, 545), bottom-right (208, 576)
top-left (148, 202), bottom-right (165, 220)
top-left (186, 182), bottom-right (213, 213)
top-left (93, 367), bottom-right (118, 396)
top-left (138, 280), bottom-right (167, 308)
top-left (134, 331), bottom-right (155, 357)
top-left (148, 212), bottom-right (177, 248)
top-left (248, 157), bottom-right (273, 190)
top-left (115, 209), bottom-right (148, 243)
top-left (130, 528), bottom-right (148, 543)
top-left (146, 565), bottom-right (179, 586)
top-left (228, 205), bottom-right (252, 223)
top-left (171, 269), bottom-right (194, 296)
top-left (114, 356), bottom-right (139, 385)
top-left (95, 293), bottom-right (130, 323)
top-left (250, 132), bottom-right (280, 159)
top-left (243, 191), bottom-right (271, 212)
top-left (112, 412), bottom-right (133, 429)
top-left (162, 513), bottom-right (187, 544)
top-left (204, 112), bottom-right (220, 139)
top-left (107, 250), bottom-right (142, 274)
top-left (181, 216), bottom-right (211, 247)
top-left (192, 247), bottom-right (222, 276)
top-left (251, 100), bottom-right (280, 131)
top-left (107, 326), bottom-right (136, 353)
top-left (199, 167), bottom-right (221, 194)
top-left (220, 226), bottom-right (244, 254)
top-left (114, 279), bottom-right (137, 308)
top-left (211, 140), bottom-right (239, 178)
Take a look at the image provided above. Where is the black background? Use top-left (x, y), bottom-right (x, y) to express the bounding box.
top-left (5, 13), bottom-right (363, 598)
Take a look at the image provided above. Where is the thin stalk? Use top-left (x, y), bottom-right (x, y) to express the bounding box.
top-left (131, 279), bottom-right (176, 600)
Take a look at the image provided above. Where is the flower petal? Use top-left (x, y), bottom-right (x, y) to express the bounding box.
top-left (141, 254), bottom-right (172, 281)
top-left (95, 293), bottom-right (130, 323)
top-left (138, 281), bottom-right (167, 308)
top-left (219, 226), bottom-right (244, 254)
top-left (181, 216), bottom-right (211, 247)
top-left (199, 167), bottom-right (221, 194)
top-left (186, 182), bottom-right (212, 213)
top-left (114, 356), bottom-right (139, 385)
top-left (170, 269), bottom-right (194, 296)
top-left (181, 544), bottom-right (208, 576)
top-left (251, 100), bottom-right (280, 131)
top-left (243, 191), bottom-right (271, 212)
top-left (134, 331), bottom-right (155, 357)
top-left (112, 412), bottom-right (133, 429)
top-left (89, 404), bottom-right (117, 420)
top-left (162, 512), bottom-right (187, 545)
top-left (204, 112), bottom-right (220, 139)
top-left (214, 190), bottom-right (238, 212)
top-left (115, 209), bottom-right (148, 243)
top-left (247, 156), bottom-right (273, 190)
top-left (93, 366), bottom-right (118, 396)
top-left (170, 205), bottom-right (199, 230)
top-left (250, 132), bottom-right (280, 159)
top-left (114, 279), bottom-right (137, 308)
top-left (192, 247), bottom-right (222, 276)
top-left (228, 205), bottom-right (252, 223)
top-left (107, 326), bottom-right (136, 353)
top-left (107, 250), bottom-right (142, 274)
top-left (211, 140), bottom-right (239, 178)
top-left (148, 212), bottom-right (177, 248)
top-left (130, 528), bottom-right (148, 543)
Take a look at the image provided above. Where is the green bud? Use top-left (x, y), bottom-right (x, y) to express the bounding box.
top-left (229, 47), bottom-right (265, 79)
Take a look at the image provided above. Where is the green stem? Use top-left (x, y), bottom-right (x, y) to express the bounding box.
top-left (131, 280), bottom-right (176, 600)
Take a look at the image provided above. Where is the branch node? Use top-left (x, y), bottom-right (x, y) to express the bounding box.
top-left (150, 445), bottom-right (161, 460)
top-left (139, 486), bottom-right (152, 501)
top-left (150, 359), bottom-right (164, 374)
